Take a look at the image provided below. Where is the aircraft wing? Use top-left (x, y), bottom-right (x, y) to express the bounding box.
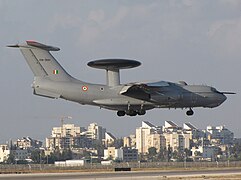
top-left (120, 81), bottom-right (170, 102)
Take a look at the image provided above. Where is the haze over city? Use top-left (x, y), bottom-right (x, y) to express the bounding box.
top-left (0, 0), bottom-right (240, 143)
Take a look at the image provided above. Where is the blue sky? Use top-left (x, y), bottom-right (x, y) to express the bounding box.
top-left (0, 0), bottom-right (240, 142)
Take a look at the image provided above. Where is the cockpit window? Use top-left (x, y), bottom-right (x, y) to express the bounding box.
top-left (211, 87), bottom-right (218, 92)
top-left (211, 87), bottom-right (222, 94)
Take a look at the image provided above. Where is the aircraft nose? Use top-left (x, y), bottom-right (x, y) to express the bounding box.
top-left (219, 93), bottom-right (227, 104)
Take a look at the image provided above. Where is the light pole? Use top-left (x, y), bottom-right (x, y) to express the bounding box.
top-left (227, 145), bottom-right (230, 167)
top-left (39, 152), bottom-right (42, 170)
top-left (184, 151), bottom-right (187, 169)
top-left (90, 152), bottom-right (92, 169)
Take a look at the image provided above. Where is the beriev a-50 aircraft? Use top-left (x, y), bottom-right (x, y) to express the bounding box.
top-left (8, 41), bottom-right (234, 116)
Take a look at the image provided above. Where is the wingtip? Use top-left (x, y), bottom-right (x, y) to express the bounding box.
top-left (221, 92), bottom-right (236, 95)
top-left (6, 44), bottom-right (20, 48)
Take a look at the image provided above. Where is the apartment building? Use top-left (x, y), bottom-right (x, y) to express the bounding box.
top-left (16, 137), bottom-right (42, 150)
top-left (104, 147), bottom-right (138, 162)
top-left (86, 123), bottom-right (106, 141)
top-left (0, 145), bottom-right (10, 162)
top-left (136, 127), bottom-right (155, 154)
top-left (206, 125), bottom-right (234, 144)
top-left (103, 132), bottom-right (116, 147)
top-left (46, 124), bottom-right (86, 150)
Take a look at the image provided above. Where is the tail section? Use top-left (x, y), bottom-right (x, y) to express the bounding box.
top-left (8, 41), bottom-right (72, 81)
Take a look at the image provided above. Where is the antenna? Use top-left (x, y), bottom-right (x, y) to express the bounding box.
top-left (60, 116), bottom-right (72, 137)
top-left (87, 59), bottom-right (141, 86)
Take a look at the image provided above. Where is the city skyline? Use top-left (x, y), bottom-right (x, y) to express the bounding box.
top-left (0, 1), bottom-right (240, 143)
top-left (0, 119), bottom-right (236, 163)
top-left (0, 118), bottom-right (238, 144)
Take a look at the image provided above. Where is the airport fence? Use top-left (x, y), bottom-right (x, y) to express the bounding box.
top-left (1, 161), bottom-right (241, 173)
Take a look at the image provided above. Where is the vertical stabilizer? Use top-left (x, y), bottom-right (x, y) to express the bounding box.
top-left (8, 41), bottom-right (73, 81)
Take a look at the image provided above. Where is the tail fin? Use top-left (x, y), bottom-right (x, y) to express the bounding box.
top-left (8, 41), bottom-right (72, 81)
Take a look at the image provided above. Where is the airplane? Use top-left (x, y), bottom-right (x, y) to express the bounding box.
top-left (7, 41), bottom-right (235, 117)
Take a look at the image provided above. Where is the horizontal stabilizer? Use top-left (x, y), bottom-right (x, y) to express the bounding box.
top-left (7, 41), bottom-right (60, 51)
top-left (26, 41), bottom-right (60, 51)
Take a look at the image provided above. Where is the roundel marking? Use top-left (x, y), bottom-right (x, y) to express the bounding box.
top-left (82, 86), bottom-right (88, 91)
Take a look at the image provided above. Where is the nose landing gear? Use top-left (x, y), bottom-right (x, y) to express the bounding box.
top-left (186, 108), bottom-right (194, 116)
top-left (117, 111), bottom-right (125, 117)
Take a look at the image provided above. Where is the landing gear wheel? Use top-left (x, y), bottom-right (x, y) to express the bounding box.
top-left (186, 109), bottom-right (194, 116)
top-left (130, 111), bottom-right (137, 116)
top-left (117, 111), bottom-right (125, 117)
top-left (126, 109), bottom-right (137, 116)
top-left (138, 110), bottom-right (146, 116)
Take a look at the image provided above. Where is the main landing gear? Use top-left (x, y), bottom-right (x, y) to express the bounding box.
top-left (117, 109), bottom-right (146, 117)
top-left (117, 108), bottom-right (194, 117)
top-left (186, 108), bottom-right (194, 116)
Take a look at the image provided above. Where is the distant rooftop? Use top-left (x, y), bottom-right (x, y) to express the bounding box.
top-left (165, 121), bottom-right (178, 128)
top-left (105, 132), bottom-right (116, 140)
top-left (142, 121), bottom-right (155, 128)
top-left (184, 123), bottom-right (197, 130)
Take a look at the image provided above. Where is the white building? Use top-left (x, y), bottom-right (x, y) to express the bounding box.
top-left (55, 159), bottom-right (86, 166)
top-left (206, 125), bottom-right (234, 144)
top-left (142, 121), bottom-right (162, 134)
top-left (142, 121), bottom-right (156, 129)
top-left (103, 132), bottom-right (116, 147)
top-left (16, 137), bottom-right (42, 149)
top-left (0, 145), bottom-right (30, 162)
top-left (136, 121), bottom-right (164, 154)
top-left (183, 122), bottom-right (204, 140)
top-left (0, 145), bottom-right (10, 162)
top-left (123, 134), bottom-right (136, 148)
top-left (164, 132), bottom-right (191, 152)
top-left (104, 147), bottom-right (138, 162)
top-left (147, 134), bottom-right (166, 152)
top-left (183, 123), bottom-right (197, 131)
top-left (163, 121), bottom-right (179, 132)
top-left (136, 127), bottom-right (154, 154)
top-left (51, 124), bottom-right (81, 138)
top-left (104, 147), bottom-right (123, 161)
top-left (86, 123), bottom-right (106, 141)
top-left (46, 124), bottom-right (85, 150)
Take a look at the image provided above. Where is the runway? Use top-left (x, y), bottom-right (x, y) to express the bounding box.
top-left (1, 168), bottom-right (241, 180)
